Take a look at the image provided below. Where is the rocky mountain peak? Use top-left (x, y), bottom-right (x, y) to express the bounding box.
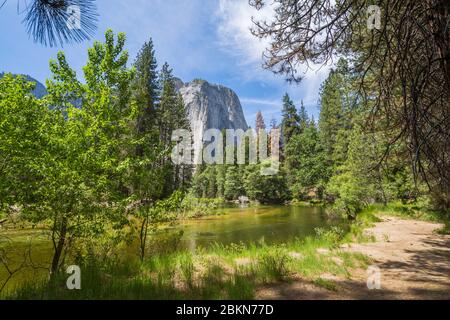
top-left (177, 79), bottom-right (248, 144)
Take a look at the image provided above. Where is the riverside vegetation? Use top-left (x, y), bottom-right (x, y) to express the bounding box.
top-left (1, 25), bottom-right (448, 299)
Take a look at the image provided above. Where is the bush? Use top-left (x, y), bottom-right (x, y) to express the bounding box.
top-left (258, 249), bottom-right (290, 282)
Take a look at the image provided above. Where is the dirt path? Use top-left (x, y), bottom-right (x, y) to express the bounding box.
top-left (257, 216), bottom-right (450, 300)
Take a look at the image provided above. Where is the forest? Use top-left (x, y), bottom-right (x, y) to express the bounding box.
top-left (0, 0), bottom-right (449, 300)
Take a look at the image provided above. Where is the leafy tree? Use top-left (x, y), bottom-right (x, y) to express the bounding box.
top-left (244, 162), bottom-right (289, 204)
top-left (327, 126), bottom-right (381, 218)
top-left (36, 30), bottom-right (133, 273)
top-left (0, 74), bottom-right (53, 221)
top-left (285, 123), bottom-right (328, 200)
top-left (224, 166), bottom-right (243, 200)
top-left (251, 0), bottom-right (450, 213)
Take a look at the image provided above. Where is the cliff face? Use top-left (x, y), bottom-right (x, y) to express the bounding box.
top-left (177, 79), bottom-right (248, 145)
top-left (2, 73), bottom-right (249, 144)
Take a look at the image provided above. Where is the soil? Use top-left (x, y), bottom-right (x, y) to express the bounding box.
top-left (256, 216), bottom-right (450, 300)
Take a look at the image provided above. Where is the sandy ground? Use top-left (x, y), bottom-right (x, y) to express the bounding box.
top-left (256, 216), bottom-right (450, 300)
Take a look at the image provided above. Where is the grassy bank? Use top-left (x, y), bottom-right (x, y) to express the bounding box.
top-left (3, 224), bottom-right (371, 299)
top-left (2, 202), bottom-right (447, 300)
top-left (362, 202), bottom-right (449, 235)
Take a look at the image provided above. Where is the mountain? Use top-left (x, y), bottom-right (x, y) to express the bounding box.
top-left (177, 78), bottom-right (248, 145)
top-left (0, 73), bottom-right (47, 98)
top-left (1, 73), bottom-right (249, 141)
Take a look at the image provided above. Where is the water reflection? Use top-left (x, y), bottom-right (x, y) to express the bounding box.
top-left (170, 205), bottom-right (339, 250)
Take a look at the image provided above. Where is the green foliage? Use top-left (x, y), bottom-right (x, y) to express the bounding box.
top-left (179, 193), bottom-right (225, 218)
top-left (129, 37), bottom-right (166, 204)
top-left (326, 126), bottom-right (379, 217)
top-left (285, 122), bottom-right (328, 200)
top-left (0, 74), bottom-right (52, 216)
top-left (4, 221), bottom-right (368, 300)
top-left (318, 59), bottom-right (355, 170)
top-left (224, 166), bottom-right (244, 200)
top-left (158, 62), bottom-right (191, 196)
top-left (257, 249), bottom-right (291, 282)
top-left (244, 162), bottom-right (289, 204)
top-left (281, 93), bottom-right (300, 145)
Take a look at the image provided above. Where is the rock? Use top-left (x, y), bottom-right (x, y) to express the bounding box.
top-left (316, 248), bottom-right (330, 255)
top-left (178, 79), bottom-right (248, 151)
top-left (331, 257), bottom-right (343, 265)
top-left (6, 73), bottom-right (249, 143)
top-left (238, 196), bottom-right (250, 204)
top-left (234, 257), bottom-right (254, 267)
top-left (289, 252), bottom-right (303, 260)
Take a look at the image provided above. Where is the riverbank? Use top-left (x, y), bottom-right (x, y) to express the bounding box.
top-left (1, 213), bottom-right (366, 299)
top-left (1, 204), bottom-right (449, 299)
top-left (257, 215), bottom-right (450, 299)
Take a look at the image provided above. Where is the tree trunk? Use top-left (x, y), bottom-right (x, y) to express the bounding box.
top-left (139, 215), bottom-right (149, 262)
top-left (51, 217), bottom-right (67, 275)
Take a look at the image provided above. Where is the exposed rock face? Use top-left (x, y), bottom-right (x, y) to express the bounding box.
top-left (177, 79), bottom-right (248, 146)
top-left (2, 73), bottom-right (249, 145)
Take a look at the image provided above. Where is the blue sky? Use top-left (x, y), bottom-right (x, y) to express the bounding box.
top-left (0, 0), bottom-right (331, 126)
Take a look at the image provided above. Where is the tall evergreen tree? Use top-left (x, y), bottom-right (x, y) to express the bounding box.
top-left (281, 93), bottom-right (300, 147)
top-left (224, 166), bottom-right (243, 200)
top-left (298, 100), bottom-right (309, 132)
top-left (318, 59), bottom-right (353, 171)
top-left (255, 111), bottom-right (266, 131)
top-left (129, 39), bottom-right (165, 201)
top-left (133, 39), bottom-right (159, 141)
top-left (159, 62), bottom-right (190, 195)
top-left (285, 122), bottom-right (328, 200)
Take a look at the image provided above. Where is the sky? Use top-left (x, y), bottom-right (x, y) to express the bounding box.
top-left (0, 0), bottom-right (331, 127)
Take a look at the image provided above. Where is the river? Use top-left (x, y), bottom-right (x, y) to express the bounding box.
top-left (169, 204), bottom-right (340, 250)
top-left (0, 204), bottom-right (340, 295)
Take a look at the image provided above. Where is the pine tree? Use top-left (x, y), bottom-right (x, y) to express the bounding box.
top-left (159, 62), bottom-right (191, 195)
top-left (298, 100), bottom-right (309, 132)
top-left (318, 58), bottom-right (353, 170)
top-left (255, 111), bottom-right (266, 131)
top-left (281, 93), bottom-right (300, 147)
top-left (129, 38), bottom-right (164, 200)
top-left (159, 62), bottom-right (178, 145)
top-left (133, 39), bottom-right (159, 143)
top-left (224, 166), bottom-right (242, 200)
top-left (285, 122), bottom-right (328, 200)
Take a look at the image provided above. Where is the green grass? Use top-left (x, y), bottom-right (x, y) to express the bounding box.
top-left (2, 227), bottom-right (369, 300)
top-left (360, 201), bottom-right (449, 235)
top-left (313, 278), bottom-right (338, 292)
top-left (5, 200), bottom-right (445, 300)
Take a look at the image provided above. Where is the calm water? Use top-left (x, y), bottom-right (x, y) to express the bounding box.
top-left (0, 205), bottom-right (339, 294)
top-left (171, 205), bottom-right (339, 250)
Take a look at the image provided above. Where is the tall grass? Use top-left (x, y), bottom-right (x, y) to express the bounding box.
top-left (11, 203), bottom-right (438, 300)
top-left (3, 226), bottom-right (369, 300)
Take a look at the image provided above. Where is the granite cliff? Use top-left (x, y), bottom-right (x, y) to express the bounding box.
top-left (176, 78), bottom-right (248, 145)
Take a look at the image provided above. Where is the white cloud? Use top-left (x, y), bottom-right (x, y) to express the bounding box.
top-left (216, 0), bottom-right (273, 65)
top-left (240, 98), bottom-right (279, 107)
top-left (215, 0), bottom-right (331, 117)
